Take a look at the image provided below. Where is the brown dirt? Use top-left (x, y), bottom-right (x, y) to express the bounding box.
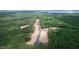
top-left (39, 28), bottom-right (48, 44)
top-left (26, 18), bottom-right (48, 45)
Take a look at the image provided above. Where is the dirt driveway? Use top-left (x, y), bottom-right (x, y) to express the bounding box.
top-left (26, 18), bottom-right (48, 45)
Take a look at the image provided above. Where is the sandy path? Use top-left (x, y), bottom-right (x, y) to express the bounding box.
top-left (26, 18), bottom-right (48, 45)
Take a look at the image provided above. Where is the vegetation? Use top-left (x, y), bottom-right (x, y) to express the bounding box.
top-left (0, 11), bottom-right (79, 49)
top-left (48, 14), bottom-right (79, 49)
top-left (0, 13), bottom-right (35, 48)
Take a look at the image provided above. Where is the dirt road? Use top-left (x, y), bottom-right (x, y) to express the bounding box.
top-left (39, 28), bottom-right (48, 44)
top-left (26, 18), bottom-right (48, 45)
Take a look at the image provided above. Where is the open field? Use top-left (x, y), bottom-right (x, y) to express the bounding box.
top-left (0, 11), bottom-right (79, 49)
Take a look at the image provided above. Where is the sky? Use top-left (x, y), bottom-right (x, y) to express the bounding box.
top-left (0, 0), bottom-right (79, 10)
top-left (47, 10), bottom-right (79, 13)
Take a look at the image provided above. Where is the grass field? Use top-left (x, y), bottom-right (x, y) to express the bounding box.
top-left (0, 11), bottom-right (79, 49)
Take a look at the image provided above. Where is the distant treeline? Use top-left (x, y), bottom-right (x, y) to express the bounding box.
top-left (0, 10), bottom-right (37, 17)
